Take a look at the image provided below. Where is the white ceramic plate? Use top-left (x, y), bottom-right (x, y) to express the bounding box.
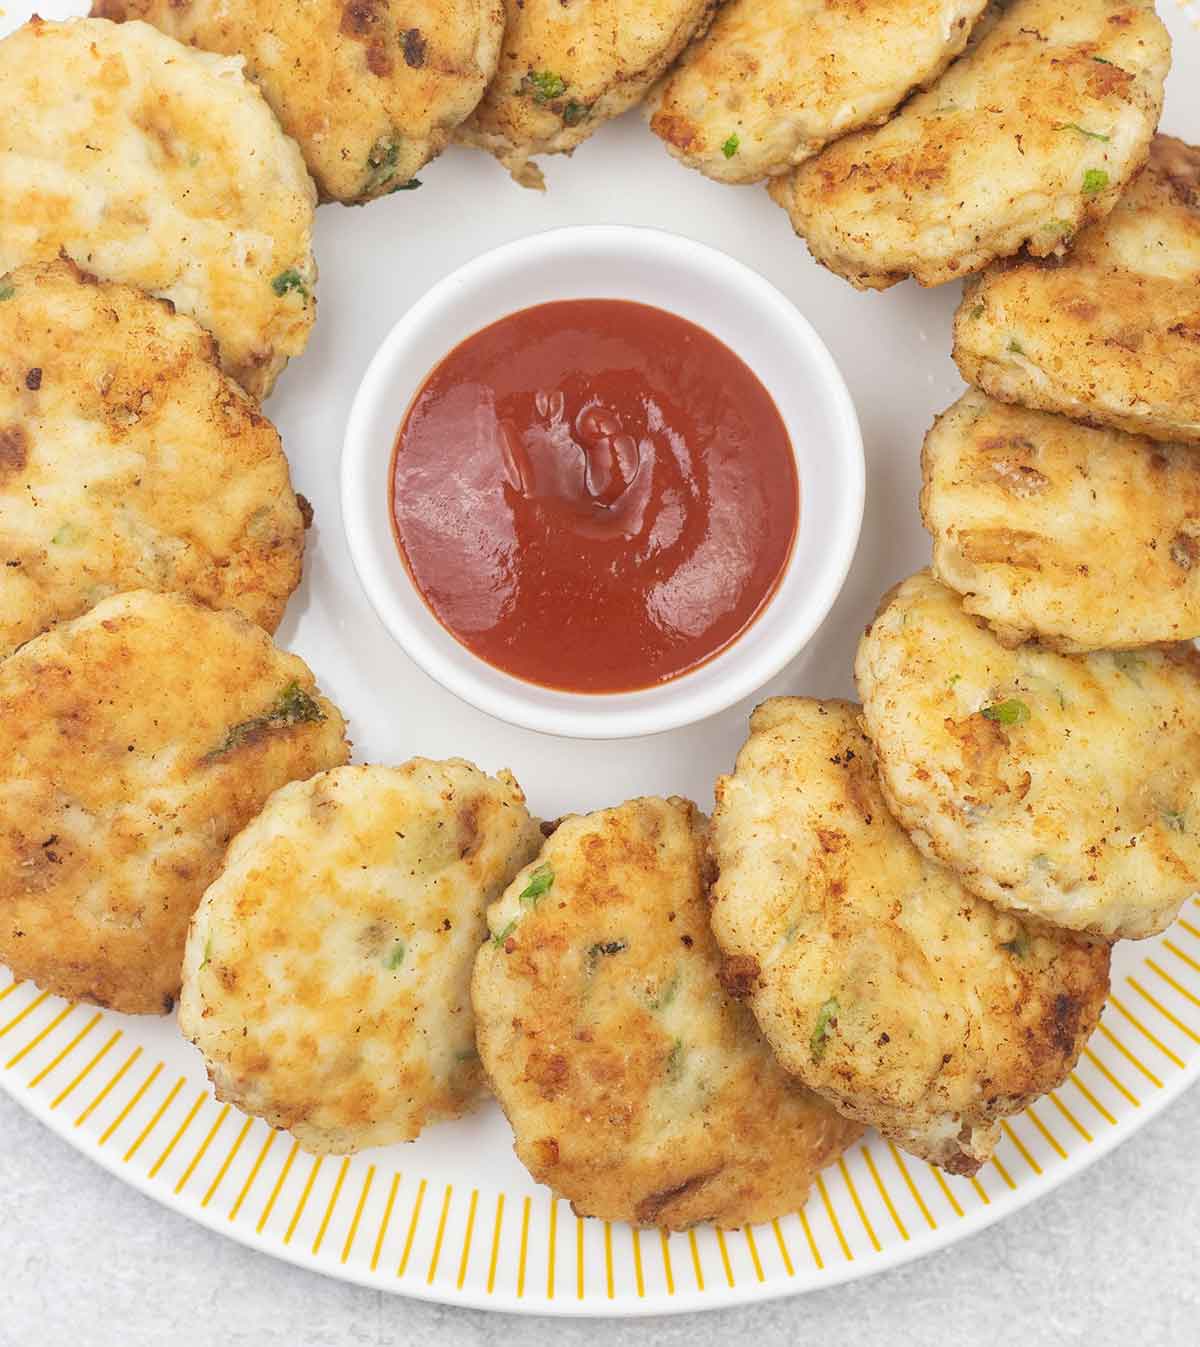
top-left (4, 0), bottom-right (1200, 1317)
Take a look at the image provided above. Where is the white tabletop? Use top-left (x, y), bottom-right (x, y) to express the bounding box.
top-left (2, 1085), bottom-right (1195, 1346)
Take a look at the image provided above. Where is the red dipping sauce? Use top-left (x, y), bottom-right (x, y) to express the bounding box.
top-left (389, 299), bottom-right (799, 694)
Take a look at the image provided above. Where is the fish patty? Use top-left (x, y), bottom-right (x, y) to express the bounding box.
top-left (769, 0), bottom-right (1170, 289)
top-left (92, 0), bottom-right (505, 205)
top-left (649, 0), bottom-right (988, 185)
top-left (0, 259), bottom-right (305, 657)
top-left (472, 796), bottom-right (861, 1228)
top-left (922, 390), bottom-right (1200, 652)
top-left (0, 590), bottom-right (349, 1014)
top-left (0, 17), bottom-right (316, 399)
top-left (856, 571), bottom-right (1200, 940)
top-left (955, 135), bottom-right (1200, 443)
top-left (180, 761), bottom-right (541, 1153)
top-left (709, 699), bottom-right (1110, 1174)
top-left (458, 0), bottom-right (717, 189)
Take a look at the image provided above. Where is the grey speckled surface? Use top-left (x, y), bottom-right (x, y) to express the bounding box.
top-left (0, 1087), bottom-right (1195, 1346)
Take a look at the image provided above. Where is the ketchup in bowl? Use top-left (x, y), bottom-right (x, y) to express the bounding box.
top-left (389, 299), bottom-right (799, 694)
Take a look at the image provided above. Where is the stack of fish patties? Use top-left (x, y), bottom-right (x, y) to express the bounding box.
top-left (926, 135), bottom-right (1200, 656)
top-left (708, 696), bottom-right (1112, 1177)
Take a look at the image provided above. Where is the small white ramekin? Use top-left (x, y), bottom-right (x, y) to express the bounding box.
top-left (341, 225), bottom-right (864, 739)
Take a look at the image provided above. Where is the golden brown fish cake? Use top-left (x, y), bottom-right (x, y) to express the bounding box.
top-left (954, 135), bottom-right (1200, 443)
top-left (92, 0), bottom-right (504, 205)
top-left (856, 571), bottom-right (1200, 940)
top-left (458, 0), bottom-right (717, 189)
top-left (709, 699), bottom-right (1110, 1174)
top-left (180, 761), bottom-right (542, 1153)
top-left (648, 0), bottom-right (988, 185)
top-left (922, 390), bottom-right (1200, 652)
top-left (769, 0), bottom-right (1170, 289)
top-left (0, 18), bottom-right (316, 399)
top-left (472, 797), bottom-right (861, 1228)
top-left (0, 591), bottom-right (349, 1014)
top-left (0, 259), bottom-right (304, 657)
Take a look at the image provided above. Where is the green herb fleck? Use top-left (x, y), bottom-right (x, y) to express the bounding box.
top-left (1044, 218), bottom-right (1074, 234)
top-left (389, 178), bottom-right (422, 193)
top-left (584, 938), bottom-right (628, 975)
top-left (51, 523), bottom-right (81, 546)
top-left (1162, 809), bottom-right (1187, 834)
top-left (721, 133), bottom-right (740, 160)
top-left (970, 303), bottom-right (985, 319)
top-left (491, 918), bottom-right (518, 948)
top-left (384, 940), bottom-right (406, 970)
top-left (271, 269), bottom-right (308, 298)
top-left (1056, 122), bottom-right (1111, 142)
top-left (1000, 933), bottom-right (1030, 958)
top-left (562, 100), bottom-right (589, 127)
top-left (522, 70), bottom-right (568, 104)
top-left (811, 998), bottom-right (839, 1061)
top-left (665, 1038), bottom-right (685, 1080)
top-left (519, 863), bottom-right (555, 906)
top-left (277, 682), bottom-right (323, 722)
top-left (200, 937), bottom-right (213, 971)
top-left (365, 135), bottom-right (403, 191)
top-left (980, 698), bottom-right (1031, 727)
top-left (454, 1048), bottom-right (478, 1063)
top-left (1055, 687), bottom-right (1067, 711)
top-left (187, 150), bottom-right (201, 168)
top-left (1007, 337), bottom-right (1025, 355)
top-left (948, 673), bottom-right (963, 686)
top-left (1113, 651), bottom-right (1145, 684)
top-left (1082, 168), bottom-right (1110, 195)
top-left (649, 972), bottom-right (679, 1010)
top-left (0, 282), bottom-right (14, 302)
top-left (204, 681), bottom-right (325, 761)
top-left (1093, 55), bottom-right (1114, 65)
